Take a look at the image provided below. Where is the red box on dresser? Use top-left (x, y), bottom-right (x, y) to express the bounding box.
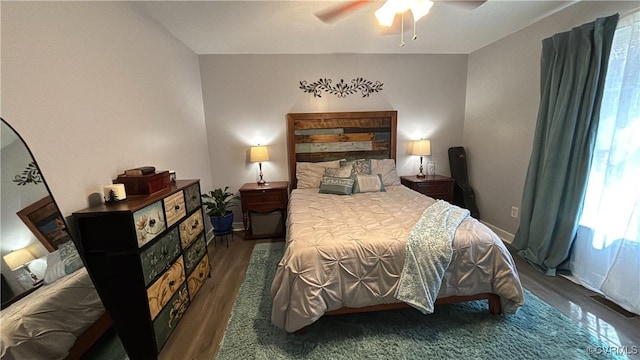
top-left (115, 171), bottom-right (171, 196)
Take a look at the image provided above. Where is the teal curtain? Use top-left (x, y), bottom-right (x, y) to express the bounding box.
top-left (512, 14), bottom-right (619, 275)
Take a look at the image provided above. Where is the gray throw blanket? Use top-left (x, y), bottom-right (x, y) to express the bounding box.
top-left (394, 200), bottom-right (470, 314)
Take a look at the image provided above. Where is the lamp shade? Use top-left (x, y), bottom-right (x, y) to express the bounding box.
top-left (250, 146), bottom-right (269, 163)
top-left (3, 248), bottom-right (36, 271)
top-left (411, 139), bottom-right (431, 156)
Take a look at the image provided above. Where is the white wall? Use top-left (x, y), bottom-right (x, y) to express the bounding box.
top-left (199, 54), bottom-right (469, 219)
top-left (464, 1), bottom-right (639, 238)
top-left (1, 2), bottom-right (212, 219)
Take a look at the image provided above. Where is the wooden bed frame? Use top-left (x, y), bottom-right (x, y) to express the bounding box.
top-left (286, 110), bottom-right (501, 332)
top-left (66, 312), bottom-right (112, 360)
top-left (287, 110), bottom-right (398, 189)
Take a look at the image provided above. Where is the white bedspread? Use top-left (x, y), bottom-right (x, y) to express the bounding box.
top-left (271, 185), bottom-right (524, 332)
top-left (1, 268), bottom-right (105, 360)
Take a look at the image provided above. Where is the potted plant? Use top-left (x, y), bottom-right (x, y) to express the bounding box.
top-left (201, 186), bottom-right (239, 234)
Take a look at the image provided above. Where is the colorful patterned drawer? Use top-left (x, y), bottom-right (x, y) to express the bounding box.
top-left (153, 283), bottom-right (189, 351)
top-left (140, 227), bottom-right (181, 287)
top-left (179, 211), bottom-right (203, 249)
top-left (147, 257), bottom-right (186, 320)
top-left (184, 182), bottom-right (201, 213)
top-left (164, 190), bottom-right (186, 228)
top-left (134, 201), bottom-right (166, 247)
top-left (73, 180), bottom-right (208, 359)
top-left (187, 254), bottom-right (210, 299)
top-left (183, 234), bottom-right (207, 275)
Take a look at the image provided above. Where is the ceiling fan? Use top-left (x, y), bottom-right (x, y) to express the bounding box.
top-left (315, 0), bottom-right (487, 46)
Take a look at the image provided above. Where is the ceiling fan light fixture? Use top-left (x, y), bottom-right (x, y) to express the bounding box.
top-left (409, 0), bottom-right (434, 22)
top-left (375, 0), bottom-right (433, 27)
top-left (375, 1), bottom-right (397, 27)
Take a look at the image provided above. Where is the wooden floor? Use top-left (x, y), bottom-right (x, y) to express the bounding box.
top-left (149, 233), bottom-right (639, 359)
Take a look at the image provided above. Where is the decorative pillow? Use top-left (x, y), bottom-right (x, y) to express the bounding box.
top-left (353, 174), bottom-right (386, 194)
top-left (296, 160), bottom-right (341, 189)
top-left (325, 164), bottom-right (353, 178)
top-left (319, 176), bottom-right (355, 195)
top-left (59, 240), bottom-right (84, 275)
top-left (341, 159), bottom-right (371, 175)
top-left (43, 250), bottom-right (65, 285)
top-left (371, 159), bottom-right (402, 186)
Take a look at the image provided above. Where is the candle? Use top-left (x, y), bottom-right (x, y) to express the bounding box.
top-left (104, 184), bottom-right (127, 203)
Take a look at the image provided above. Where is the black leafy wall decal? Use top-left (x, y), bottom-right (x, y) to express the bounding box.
top-left (299, 78), bottom-right (383, 98)
top-left (13, 161), bottom-right (43, 186)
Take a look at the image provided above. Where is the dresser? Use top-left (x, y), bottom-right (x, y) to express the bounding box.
top-left (239, 181), bottom-right (289, 239)
top-left (400, 175), bottom-right (455, 202)
top-left (73, 180), bottom-right (209, 359)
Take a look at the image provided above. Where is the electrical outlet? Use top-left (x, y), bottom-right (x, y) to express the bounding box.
top-left (511, 206), bottom-right (519, 219)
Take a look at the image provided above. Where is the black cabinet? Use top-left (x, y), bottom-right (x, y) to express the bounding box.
top-left (73, 180), bottom-right (209, 359)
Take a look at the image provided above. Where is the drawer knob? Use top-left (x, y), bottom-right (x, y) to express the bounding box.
top-left (175, 205), bottom-right (181, 211)
top-left (149, 219), bottom-right (156, 227)
top-left (169, 280), bottom-right (176, 287)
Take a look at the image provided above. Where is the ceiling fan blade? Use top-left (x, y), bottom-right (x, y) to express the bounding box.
top-left (315, 0), bottom-right (372, 23)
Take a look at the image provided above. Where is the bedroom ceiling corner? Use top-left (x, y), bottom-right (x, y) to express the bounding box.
top-left (133, 0), bottom-right (577, 55)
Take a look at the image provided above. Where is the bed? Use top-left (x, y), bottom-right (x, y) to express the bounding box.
top-left (1, 228), bottom-right (110, 360)
top-left (270, 110), bottom-right (525, 333)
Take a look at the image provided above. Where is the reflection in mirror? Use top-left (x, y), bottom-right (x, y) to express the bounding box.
top-left (0, 118), bottom-right (113, 359)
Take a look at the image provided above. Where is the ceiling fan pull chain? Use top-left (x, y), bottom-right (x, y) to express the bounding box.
top-left (413, 20), bottom-right (418, 40)
top-left (399, 12), bottom-right (406, 47)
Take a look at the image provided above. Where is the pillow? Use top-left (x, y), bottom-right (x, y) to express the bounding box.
top-left (319, 176), bottom-right (354, 195)
top-left (353, 174), bottom-right (386, 194)
top-left (325, 164), bottom-right (353, 178)
top-left (59, 240), bottom-right (84, 275)
top-left (43, 250), bottom-right (65, 284)
top-left (296, 160), bottom-right (341, 189)
top-left (371, 159), bottom-right (402, 186)
top-left (341, 159), bottom-right (371, 175)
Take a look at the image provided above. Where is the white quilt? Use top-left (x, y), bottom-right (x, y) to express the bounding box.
top-left (271, 185), bottom-right (525, 332)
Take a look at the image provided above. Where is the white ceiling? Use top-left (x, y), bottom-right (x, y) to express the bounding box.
top-left (133, 0), bottom-right (576, 54)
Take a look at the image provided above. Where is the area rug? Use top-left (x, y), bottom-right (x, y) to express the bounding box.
top-left (215, 242), bottom-right (626, 359)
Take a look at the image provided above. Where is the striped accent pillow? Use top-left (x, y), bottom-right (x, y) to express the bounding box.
top-left (353, 174), bottom-right (385, 194)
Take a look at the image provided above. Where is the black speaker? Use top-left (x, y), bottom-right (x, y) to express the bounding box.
top-left (448, 146), bottom-right (480, 220)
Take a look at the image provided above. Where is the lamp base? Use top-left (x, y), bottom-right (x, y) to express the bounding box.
top-left (25, 265), bottom-right (38, 283)
top-left (257, 162), bottom-right (267, 185)
top-left (417, 159), bottom-right (425, 178)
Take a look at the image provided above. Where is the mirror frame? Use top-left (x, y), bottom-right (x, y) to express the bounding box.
top-left (1, 117), bottom-right (86, 281)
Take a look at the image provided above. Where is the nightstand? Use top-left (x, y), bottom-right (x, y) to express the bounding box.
top-left (239, 181), bottom-right (289, 239)
top-left (400, 175), bottom-right (455, 202)
top-left (1, 280), bottom-right (44, 310)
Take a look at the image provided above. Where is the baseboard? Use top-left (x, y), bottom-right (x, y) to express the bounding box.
top-left (206, 223), bottom-right (244, 245)
top-left (480, 221), bottom-right (515, 244)
top-left (232, 221), bottom-right (244, 231)
top-left (205, 229), bottom-right (214, 245)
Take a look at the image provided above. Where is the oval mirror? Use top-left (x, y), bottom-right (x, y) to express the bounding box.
top-left (0, 117), bottom-right (114, 359)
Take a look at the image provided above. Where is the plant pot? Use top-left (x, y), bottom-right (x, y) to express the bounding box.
top-left (209, 211), bottom-right (234, 235)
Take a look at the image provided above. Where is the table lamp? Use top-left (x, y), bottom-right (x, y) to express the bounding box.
top-left (411, 139), bottom-right (431, 178)
top-left (4, 247), bottom-right (38, 283)
top-left (250, 145), bottom-right (270, 185)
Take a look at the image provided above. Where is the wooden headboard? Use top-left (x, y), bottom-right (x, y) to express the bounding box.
top-left (287, 110), bottom-right (397, 188)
